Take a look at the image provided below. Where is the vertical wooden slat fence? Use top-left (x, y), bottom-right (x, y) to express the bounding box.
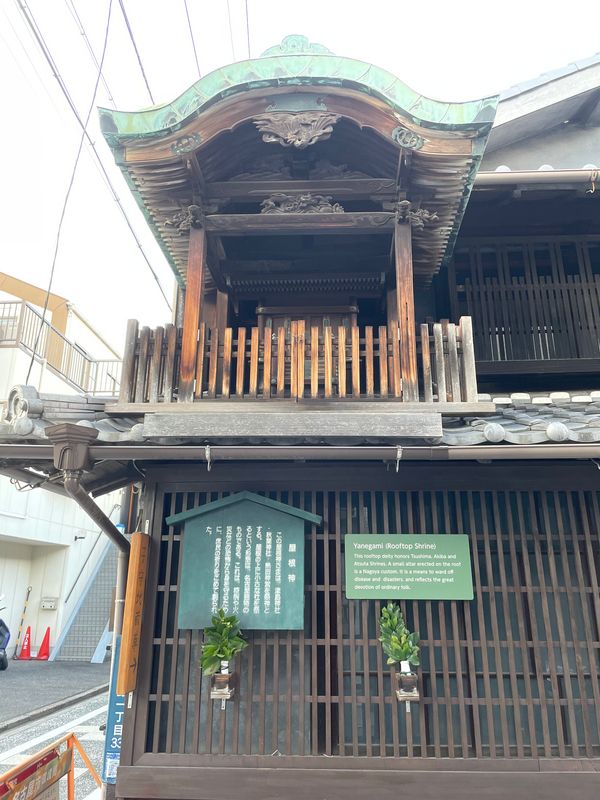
top-left (142, 482), bottom-right (600, 759)
top-left (119, 319), bottom-right (479, 404)
top-left (452, 237), bottom-right (600, 363)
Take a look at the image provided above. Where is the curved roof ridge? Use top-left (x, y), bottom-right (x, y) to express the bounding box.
top-left (99, 35), bottom-right (498, 145)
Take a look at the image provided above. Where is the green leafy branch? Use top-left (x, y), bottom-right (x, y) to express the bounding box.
top-left (200, 609), bottom-right (248, 675)
top-left (378, 602), bottom-right (420, 667)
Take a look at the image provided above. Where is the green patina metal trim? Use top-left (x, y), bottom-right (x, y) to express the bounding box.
top-left (166, 490), bottom-right (322, 526)
top-left (99, 36), bottom-right (499, 285)
top-left (99, 35), bottom-right (498, 146)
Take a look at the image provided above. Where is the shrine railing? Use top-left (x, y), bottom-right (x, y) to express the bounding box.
top-left (117, 318), bottom-right (479, 405)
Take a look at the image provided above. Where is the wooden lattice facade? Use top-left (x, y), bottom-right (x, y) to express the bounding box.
top-left (116, 464), bottom-right (600, 798)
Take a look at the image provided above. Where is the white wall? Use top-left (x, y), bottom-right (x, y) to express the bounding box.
top-left (65, 312), bottom-right (120, 361)
top-left (0, 347), bottom-right (82, 400)
top-left (0, 477), bottom-right (122, 656)
top-left (0, 540), bottom-right (33, 657)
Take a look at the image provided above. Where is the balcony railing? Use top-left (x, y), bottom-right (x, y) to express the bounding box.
top-left (0, 301), bottom-right (121, 396)
top-left (118, 317), bottom-right (480, 405)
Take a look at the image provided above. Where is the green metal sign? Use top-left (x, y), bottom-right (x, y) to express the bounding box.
top-left (345, 534), bottom-right (474, 600)
top-left (166, 492), bottom-right (321, 630)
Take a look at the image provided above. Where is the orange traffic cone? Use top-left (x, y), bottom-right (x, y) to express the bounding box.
top-left (17, 626), bottom-right (31, 660)
top-left (36, 627), bottom-right (50, 660)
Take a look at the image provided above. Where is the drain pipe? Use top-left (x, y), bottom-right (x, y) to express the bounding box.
top-left (63, 469), bottom-right (130, 649)
top-left (45, 423), bottom-right (130, 800)
top-left (474, 168), bottom-right (598, 188)
top-left (63, 471), bottom-right (130, 554)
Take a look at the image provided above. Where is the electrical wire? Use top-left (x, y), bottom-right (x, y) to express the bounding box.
top-left (226, 0), bottom-right (236, 62)
top-left (64, 0), bottom-right (117, 109)
top-left (183, 0), bottom-right (201, 79)
top-left (21, 0), bottom-right (114, 385)
top-left (118, 0), bottom-right (154, 104)
top-left (15, 0), bottom-right (173, 313)
top-left (0, 4), bottom-right (62, 115)
top-left (244, 0), bottom-right (251, 59)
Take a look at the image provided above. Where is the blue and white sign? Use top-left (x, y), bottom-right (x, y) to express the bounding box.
top-left (102, 635), bottom-right (126, 784)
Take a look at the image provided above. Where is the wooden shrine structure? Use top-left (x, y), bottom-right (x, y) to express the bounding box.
top-left (1, 36), bottom-right (599, 800)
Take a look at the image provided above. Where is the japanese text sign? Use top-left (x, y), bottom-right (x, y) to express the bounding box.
top-left (117, 531), bottom-right (149, 695)
top-left (102, 635), bottom-right (126, 784)
top-left (167, 492), bottom-right (321, 630)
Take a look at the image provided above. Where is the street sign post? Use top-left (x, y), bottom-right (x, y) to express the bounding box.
top-left (102, 635), bottom-right (126, 784)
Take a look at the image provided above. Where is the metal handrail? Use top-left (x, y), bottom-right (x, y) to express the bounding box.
top-left (0, 301), bottom-right (121, 395)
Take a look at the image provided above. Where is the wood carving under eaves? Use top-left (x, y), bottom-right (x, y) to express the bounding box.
top-left (171, 133), bottom-right (202, 155)
top-left (164, 204), bottom-right (203, 233)
top-left (260, 193), bottom-right (344, 214)
top-left (391, 126), bottom-right (424, 150)
top-left (395, 200), bottom-right (438, 229)
top-left (253, 112), bottom-right (341, 149)
top-left (309, 160), bottom-right (371, 179)
top-left (230, 155), bottom-right (292, 180)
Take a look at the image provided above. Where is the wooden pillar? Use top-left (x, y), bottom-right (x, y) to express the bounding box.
top-left (215, 289), bottom-right (229, 337)
top-left (386, 285), bottom-right (397, 332)
top-left (178, 226), bottom-right (206, 403)
top-left (394, 222), bottom-right (418, 401)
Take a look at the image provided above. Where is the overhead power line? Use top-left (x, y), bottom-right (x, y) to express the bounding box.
top-left (244, 0), bottom-right (251, 59)
top-left (226, 0), bottom-right (236, 62)
top-left (183, 0), bottom-right (201, 79)
top-left (15, 0), bottom-right (172, 313)
top-left (21, 0), bottom-right (114, 385)
top-left (64, 0), bottom-right (117, 109)
top-left (117, 0), bottom-right (154, 104)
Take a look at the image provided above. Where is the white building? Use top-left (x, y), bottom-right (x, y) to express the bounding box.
top-left (0, 272), bottom-right (124, 659)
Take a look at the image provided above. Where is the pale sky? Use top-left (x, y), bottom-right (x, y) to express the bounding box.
top-left (1, 0), bottom-right (599, 354)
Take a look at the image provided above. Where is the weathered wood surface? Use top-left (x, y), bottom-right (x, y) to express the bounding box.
top-left (204, 212), bottom-right (396, 235)
top-left (206, 178), bottom-right (398, 199)
top-left (117, 764), bottom-right (600, 800)
top-left (178, 227), bottom-right (206, 402)
top-left (106, 400), bottom-right (496, 416)
top-left (395, 224), bottom-right (418, 401)
top-left (117, 320), bottom-right (481, 407)
top-left (142, 411), bottom-right (443, 439)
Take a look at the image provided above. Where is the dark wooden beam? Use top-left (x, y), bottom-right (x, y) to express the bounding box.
top-left (225, 270), bottom-right (385, 288)
top-left (395, 223), bottom-right (418, 401)
top-left (205, 235), bottom-right (227, 291)
top-left (476, 358), bottom-right (600, 375)
top-left (206, 178), bottom-right (398, 200)
top-left (185, 152), bottom-right (206, 194)
top-left (204, 212), bottom-right (396, 236)
top-left (178, 227), bottom-right (206, 403)
top-left (117, 763), bottom-right (600, 800)
top-left (222, 255), bottom-right (391, 274)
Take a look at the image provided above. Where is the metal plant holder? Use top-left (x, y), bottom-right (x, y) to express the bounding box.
top-left (210, 671), bottom-right (237, 701)
top-left (395, 669), bottom-right (419, 702)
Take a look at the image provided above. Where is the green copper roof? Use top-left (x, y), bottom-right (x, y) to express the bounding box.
top-left (99, 35), bottom-right (497, 145)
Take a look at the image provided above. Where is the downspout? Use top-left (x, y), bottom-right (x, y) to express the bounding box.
top-left (63, 471), bottom-right (130, 554)
top-left (45, 424), bottom-right (129, 800)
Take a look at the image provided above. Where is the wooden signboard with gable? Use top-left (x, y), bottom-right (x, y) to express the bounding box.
top-left (117, 531), bottom-right (149, 695)
top-left (167, 491), bottom-right (321, 630)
